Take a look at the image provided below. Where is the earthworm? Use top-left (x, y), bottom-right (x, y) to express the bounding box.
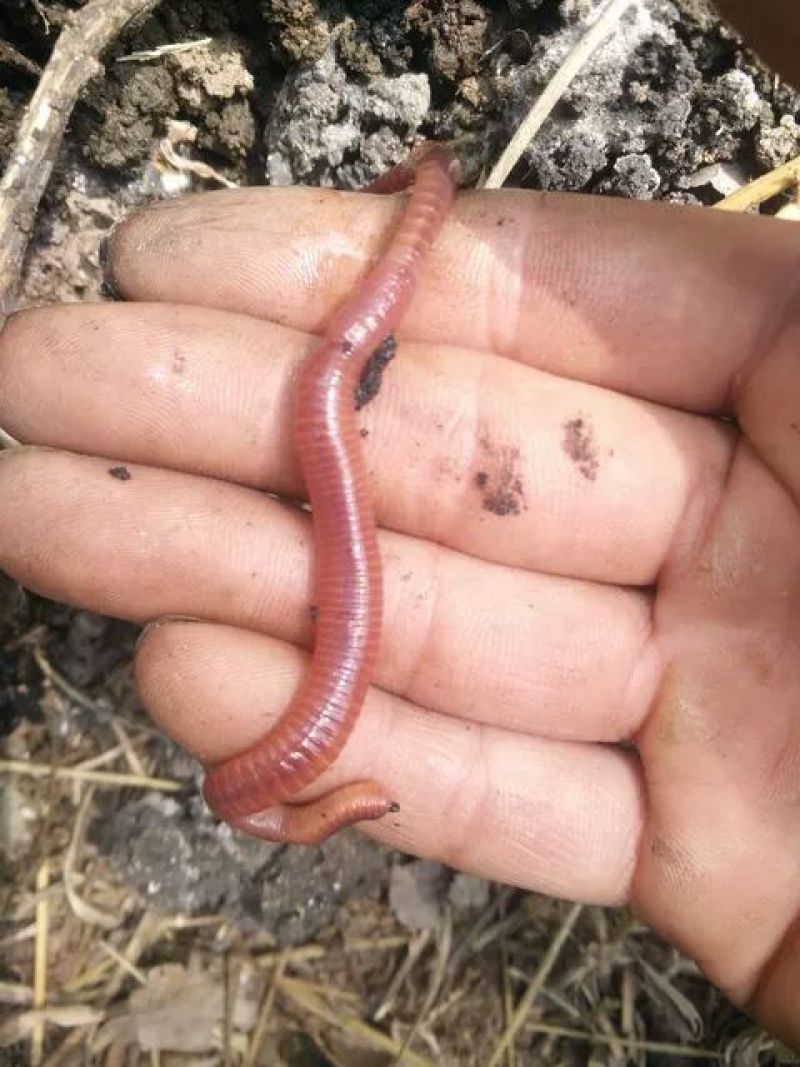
top-left (202, 143), bottom-right (457, 845)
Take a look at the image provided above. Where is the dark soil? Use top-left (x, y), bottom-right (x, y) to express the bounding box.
top-left (2, 1), bottom-right (799, 1064)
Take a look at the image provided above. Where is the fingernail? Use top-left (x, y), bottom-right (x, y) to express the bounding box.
top-left (98, 229), bottom-right (123, 301)
top-left (134, 614), bottom-right (203, 651)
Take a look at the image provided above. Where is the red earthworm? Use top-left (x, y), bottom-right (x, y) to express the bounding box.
top-left (202, 143), bottom-right (457, 845)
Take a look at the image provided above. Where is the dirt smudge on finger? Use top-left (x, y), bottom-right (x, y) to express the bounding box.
top-left (563, 414), bottom-right (599, 481)
top-left (474, 432), bottom-right (526, 517)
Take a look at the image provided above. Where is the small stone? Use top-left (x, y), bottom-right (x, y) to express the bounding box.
top-left (389, 859), bottom-right (448, 930)
top-left (448, 873), bottom-right (490, 911)
top-left (708, 70), bottom-right (762, 133)
top-left (756, 116), bottom-right (800, 171)
top-left (607, 152), bottom-right (661, 199)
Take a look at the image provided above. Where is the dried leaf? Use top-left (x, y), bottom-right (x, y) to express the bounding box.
top-left (94, 964), bottom-right (223, 1053)
top-left (94, 960), bottom-right (260, 1053)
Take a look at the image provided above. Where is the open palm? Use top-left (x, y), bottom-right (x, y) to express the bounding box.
top-left (0, 185), bottom-right (798, 1044)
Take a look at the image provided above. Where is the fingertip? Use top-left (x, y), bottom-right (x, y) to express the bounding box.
top-left (134, 616), bottom-right (211, 758)
top-left (133, 619), bottom-right (301, 762)
top-left (101, 197), bottom-right (184, 304)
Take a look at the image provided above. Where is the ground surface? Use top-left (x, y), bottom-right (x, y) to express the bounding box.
top-left (1, 1), bottom-right (799, 1064)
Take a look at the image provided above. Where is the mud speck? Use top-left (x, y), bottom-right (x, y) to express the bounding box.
top-left (563, 415), bottom-right (599, 481)
top-left (109, 465), bottom-right (132, 481)
top-left (474, 435), bottom-right (526, 516)
top-left (354, 333), bottom-right (397, 410)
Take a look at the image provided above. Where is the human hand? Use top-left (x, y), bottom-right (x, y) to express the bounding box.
top-left (0, 186), bottom-right (798, 1045)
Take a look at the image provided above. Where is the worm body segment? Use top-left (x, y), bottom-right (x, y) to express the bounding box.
top-left (202, 145), bottom-right (456, 844)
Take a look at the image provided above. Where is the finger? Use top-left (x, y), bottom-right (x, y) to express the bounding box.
top-left (0, 302), bottom-right (733, 584)
top-left (135, 617), bottom-right (644, 904)
top-left (0, 447), bottom-right (657, 741)
top-left (104, 185), bottom-right (800, 412)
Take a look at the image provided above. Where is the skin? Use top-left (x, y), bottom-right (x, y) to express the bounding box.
top-left (0, 11), bottom-right (799, 1050)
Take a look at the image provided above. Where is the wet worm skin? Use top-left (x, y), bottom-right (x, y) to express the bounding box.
top-left (202, 144), bottom-right (456, 845)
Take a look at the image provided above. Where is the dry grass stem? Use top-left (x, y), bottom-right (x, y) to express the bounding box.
top-left (221, 953), bottom-right (233, 1067)
top-left (0, 981), bottom-right (34, 1006)
top-left (278, 976), bottom-right (435, 1067)
top-left (392, 908), bottom-right (453, 1066)
top-left (522, 1021), bottom-right (721, 1059)
top-left (71, 747), bottom-right (126, 772)
top-left (39, 1029), bottom-right (90, 1067)
top-left (117, 36), bottom-right (211, 63)
top-left (484, 0), bottom-right (637, 188)
top-left (0, 40), bottom-right (42, 78)
top-left (0, 758), bottom-right (181, 792)
top-left (31, 859), bottom-right (51, 1067)
top-left (487, 902), bottom-right (583, 1067)
top-left (0, 1007), bottom-right (104, 1050)
top-left (101, 912), bottom-right (162, 1003)
top-left (0, 923), bottom-right (37, 949)
top-left (30, 641), bottom-right (163, 741)
top-left (97, 941), bottom-right (147, 985)
top-left (501, 943), bottom-right (516, 1067)
top-left (250, 935), bottom-right (409, 980)
top-left (373, 929), bottom-right (432, 1023)
top-left (157, 914), bottom-right (229, 934)
top-left (63, 786), bottom-right (119, 930)
top-left (715, 154), bottom-right (800, 212)
top-left (33, 644), bottom-right (107, 717)
top-left (106, 719), bottom-right (146, 777)
top-left (243, 953), bottom-right (287, 1067)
